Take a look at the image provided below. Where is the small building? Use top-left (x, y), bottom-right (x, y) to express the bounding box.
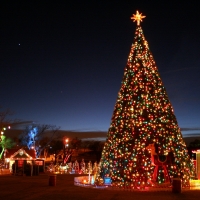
top-left (5, 148), bottom-right (44, 175)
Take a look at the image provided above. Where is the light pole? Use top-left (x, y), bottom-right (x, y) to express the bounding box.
top-left (65, 138), bottom-right (69, 148)
top-left (63, 137), bottom-right (69, 164)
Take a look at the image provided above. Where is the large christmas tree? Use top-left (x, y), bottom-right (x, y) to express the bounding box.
top-left (97, 11), bottom-right (195, 188)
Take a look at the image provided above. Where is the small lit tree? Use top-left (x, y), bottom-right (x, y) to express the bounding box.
top-left (0, 107), bottom-right (15, 158)
top-left (0, 135), bottom-right (15, 158)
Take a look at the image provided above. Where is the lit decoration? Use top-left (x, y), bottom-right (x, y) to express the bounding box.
top-left (192, 150), bottom-right (200, 179)
top-left (190, 180), bottom-right (200, 189)
top-left (96, 11), bottom-right (195, 189)
top-left (9, 148), bottom-right (35, 160)
top-left (19, 150), bottom-right (24, 156)
top-left (0, 125), bottom-right (11, 158)
top-left (131, 10), bottom-right (146, 26)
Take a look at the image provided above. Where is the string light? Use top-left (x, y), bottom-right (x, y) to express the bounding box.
top-left (96, 11), bottom-right (195, 188)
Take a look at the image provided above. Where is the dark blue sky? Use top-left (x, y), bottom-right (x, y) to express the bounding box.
top-left (1, 1), bottom-right (200, 137)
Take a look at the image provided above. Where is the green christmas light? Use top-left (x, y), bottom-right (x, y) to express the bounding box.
top-left (96, 11), bottom-right (195, 188)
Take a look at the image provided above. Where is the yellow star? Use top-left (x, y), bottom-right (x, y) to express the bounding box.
top-left (131, 10), bottom-right (146, 26)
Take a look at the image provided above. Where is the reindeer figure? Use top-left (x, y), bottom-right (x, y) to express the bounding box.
top-left (146, 143), bottom-right (174, 183)
top-left (146, 143), bottom-right (157, 166)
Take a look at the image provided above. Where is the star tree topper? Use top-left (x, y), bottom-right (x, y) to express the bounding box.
top-left (131, 10), bottom-right (146, 25)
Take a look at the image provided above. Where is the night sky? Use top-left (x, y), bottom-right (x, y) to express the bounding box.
top-left (1, 1), bottom-right (200, 138)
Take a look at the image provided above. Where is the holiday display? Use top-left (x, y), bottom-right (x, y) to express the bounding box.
top-left (73, 160), bottom-right (79, 173)
top-left (96, 11), bottom-right (195, 188)
top-left (80, 158), bottom-right (86, 174)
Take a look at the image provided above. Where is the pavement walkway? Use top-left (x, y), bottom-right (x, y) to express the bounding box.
top-left (0, 174), bottom-right (200, 200)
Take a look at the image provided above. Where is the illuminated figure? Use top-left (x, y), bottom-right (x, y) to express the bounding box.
top-left (80, 158), bottom-right (86, 174)
top-left (73, 160), bottom-right (79, 173)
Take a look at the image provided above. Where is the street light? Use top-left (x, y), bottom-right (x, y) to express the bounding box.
top-left (65, 138), bottom-right (69, 148)
top-left (63, 137), bottom-right (69, 164)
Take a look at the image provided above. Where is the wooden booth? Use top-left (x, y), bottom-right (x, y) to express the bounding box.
top-left (5, 148), bottom-right (44, 176)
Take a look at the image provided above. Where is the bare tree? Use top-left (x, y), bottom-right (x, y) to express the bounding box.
top-left (0, 107), bottom-right (31, 134)
top-left (88, 141), bottom-right (105, 162)
top-left (70, 137), bottom-right (82, 149)
top-left (0, 108), bottom-right (13, 131)
top-left (0, 107), bottom-right (39, 159)
top-left (19, 124), bottom-right (60, 158)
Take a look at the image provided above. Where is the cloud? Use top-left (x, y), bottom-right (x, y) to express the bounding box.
top-left (181, 128), bottom-right (200, 131)
top-left (161, 67), bottom-right (200, 75)
top-left (183, 133), bottom-right (200, 138)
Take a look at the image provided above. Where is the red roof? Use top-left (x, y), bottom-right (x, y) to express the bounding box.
top-left (5, 148), bottom-right (36, 159)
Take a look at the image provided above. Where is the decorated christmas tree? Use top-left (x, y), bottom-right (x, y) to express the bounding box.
top-left (97, 11), bottom-right (195, 188)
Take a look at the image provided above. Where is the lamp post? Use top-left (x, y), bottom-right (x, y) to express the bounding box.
top-left (65, 138), bottom-right (69, 148)
top-left (63, 137), bottom-right (69, 164)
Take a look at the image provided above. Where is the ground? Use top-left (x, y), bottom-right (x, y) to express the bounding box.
top-left (0, 174), bottom-right (200, 200)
